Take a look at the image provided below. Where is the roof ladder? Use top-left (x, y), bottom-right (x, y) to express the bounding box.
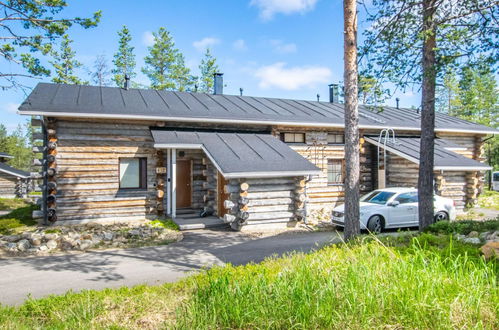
top-left (377, 128), bottom-right (396, 189)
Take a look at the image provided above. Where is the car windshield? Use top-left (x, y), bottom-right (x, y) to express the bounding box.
top-left (360, 190), bottom-right (396, 205)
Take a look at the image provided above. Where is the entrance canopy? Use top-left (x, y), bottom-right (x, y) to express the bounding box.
top-left (365, 136), bottom-right (491, 171)
top-left (151, 129), bottom-right (321, 178)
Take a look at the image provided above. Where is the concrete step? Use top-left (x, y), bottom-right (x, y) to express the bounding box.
top-left (174, 216), bottom-right (228, 231)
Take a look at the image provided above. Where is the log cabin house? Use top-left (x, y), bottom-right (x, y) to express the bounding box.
top-left (0, 152), bottom-right (30, 198)
top-left (18, 77), bottom-right (496, 230)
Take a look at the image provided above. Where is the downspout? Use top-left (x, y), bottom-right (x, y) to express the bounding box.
top-left (41, 116), bottom-right (48, 226)
top-left (303, 175), bottom-right (313, 224)
top-left (482, 135), bottom-right (494, 190)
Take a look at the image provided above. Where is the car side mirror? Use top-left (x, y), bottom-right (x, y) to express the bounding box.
top-left (388, 201), bottom-right (400, 207)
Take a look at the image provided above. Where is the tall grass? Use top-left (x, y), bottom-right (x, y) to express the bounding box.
top-left (178, 236), bottom-right (498, 329)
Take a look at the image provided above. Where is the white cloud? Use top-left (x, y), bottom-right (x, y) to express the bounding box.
top-left (254, 62), bottom-right (331, 90)
top-left (233, 39), bottom-right (248, 51)
top-left (250, 0), bottom-right (318, 20)
top-left (142, 31), bottom-right (155, 46)
top-left (193, 37), bottom-right (221, 52)
top-left (2, 102), bottom-right (19, 114)
top-left (270, 39), bottom-right (297, 53)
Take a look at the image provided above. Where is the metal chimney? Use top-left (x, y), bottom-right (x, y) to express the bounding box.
top-left (328, 84), bottom-right (339, 103)
top-left (396, 97), bottom-right (400, 109)
top-left (214, 73), bottom-right (223, 95)
top-left (124, 75), bottom-right (130, 90)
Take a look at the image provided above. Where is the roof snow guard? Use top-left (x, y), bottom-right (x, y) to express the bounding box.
top-left (151, 130), bottom-right (321, 178)
top-left (365, 136), bottom-right (492, 171)
top-left (18, 83), bottom-right (498, 135)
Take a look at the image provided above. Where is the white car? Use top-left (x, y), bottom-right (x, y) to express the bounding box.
top-left (331, 187), bottom-right (456, 233)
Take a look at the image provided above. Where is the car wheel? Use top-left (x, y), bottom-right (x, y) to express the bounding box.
top-left (434, 211), bottom-right (448, 222)
top-left (367, 215), bottom-right (384, 234)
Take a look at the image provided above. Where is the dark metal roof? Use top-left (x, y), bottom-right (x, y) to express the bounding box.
top-left (151, 130), bottom-right (321, 178)
top-left (0, 163), bottom-right (30, 178)
top-left (18, 83), bottom-right (498, 134)
top-left (0, 152), bottom-right (12, 159)
top-left (365, 136), bottom-right (491, 170)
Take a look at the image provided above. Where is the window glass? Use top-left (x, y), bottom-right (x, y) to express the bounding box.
top-left (328, 159), bottom-right (343, 184)
top-left (395, 192), bottom-right (418, 204)
top-left (119, 158), bottom-right (146, 189)
top-left (360, 190), bottom-right (396, 205)
top-left (493, 172), bottom-right (499, 181)
top-left (327, 134), bottom-right (344, 144)
top-left (283, 133), bottom-right (305, 143)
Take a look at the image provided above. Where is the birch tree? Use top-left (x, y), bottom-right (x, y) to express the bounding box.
top-left (359, 0), bottom-right (498, 230)
top-left (343, 0), bottom-right (360, 240)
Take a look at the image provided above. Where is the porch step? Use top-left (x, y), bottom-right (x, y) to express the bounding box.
top-left (174, 215), bottom-right (228, 231)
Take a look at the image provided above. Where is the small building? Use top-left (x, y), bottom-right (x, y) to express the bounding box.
top-left (0, 153), bottom-right (31, 198)
top-left (18, 80), bottom-right (496, 230)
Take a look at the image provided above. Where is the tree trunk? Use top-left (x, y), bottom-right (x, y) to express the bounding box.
top-left (418, 0), bottom-right (437, 231)
top-left (343, 0), bottom-right (360, 241)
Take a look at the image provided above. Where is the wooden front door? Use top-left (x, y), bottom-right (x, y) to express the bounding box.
top-left (176, 159), bottom-right (192, 208)
top-left (217, 172), bottom-right (229, 218)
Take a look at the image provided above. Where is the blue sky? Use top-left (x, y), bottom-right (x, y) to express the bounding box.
top-left (0, 0), bottom-right (420, 132)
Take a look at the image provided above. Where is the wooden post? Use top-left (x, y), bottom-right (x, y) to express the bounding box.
top-left (171, 149), bottom-right (177, 218)
top-left (166, 149), bottom-right (172, 216)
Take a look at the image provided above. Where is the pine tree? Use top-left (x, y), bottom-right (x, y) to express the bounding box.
top-left (142, 27), bottom-right (178, 90)
top-left (142, 27), bottom-right (195, 91)
top-left (198, 48), bottom-right (219, 93)
top-left (172, 52), bottom-right (197, 92)
top-left (359, 0), bottom-right (497, 230)
top-left (343, 0), bottom-right (360, 241)
top-left (112, 26), bottom-right (136, 87)
top-left (50, 34), bottom-right (87, 85)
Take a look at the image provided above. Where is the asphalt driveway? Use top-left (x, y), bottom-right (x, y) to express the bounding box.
top-left (0, 229), bottom-right (340, 305)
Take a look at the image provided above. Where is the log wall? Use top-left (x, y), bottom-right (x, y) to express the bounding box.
top-left (222, 177), bottom-right (305, 231)
top-left (54, 119), bottom-right (158, 223)
top-left (0, 172), bottom-right (17, 197)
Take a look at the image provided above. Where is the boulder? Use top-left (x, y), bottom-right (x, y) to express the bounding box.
top-left (16, 239), bottom-right (31, 251)
top-left (467, 231), bottom-right (479, 238)
top-left (45, 233), bottom-right (59, 241)
top-left (463, 237), bottom-right (481, 245)
top-left (5, 242), bottom-right (17, 251)
top-left (30, 235), bottom-right (42, 246)
top-left (46, 239), bottom-right (58, 250)
top-left (39, 245), bottom-right (48, 251)
top-left (3, 235), bottom-right (20, 243)
top-left (128, 229), bottom-right (141, 237)
top-left (479, 232), bottom-right (490, 240)
top-left (102, 232), bottom-right (114, 241)
top-left (78, 239), bottom-right (92, 251)
top-left (480, 241), bottom-right (499, 260)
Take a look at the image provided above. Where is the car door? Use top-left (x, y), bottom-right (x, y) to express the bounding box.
top-left (388, 192), bottom-right (418, 226)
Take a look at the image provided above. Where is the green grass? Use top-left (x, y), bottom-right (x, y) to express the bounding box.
top-left (478, 189), bottom-right (499, 211)
top-left (0, 230), bottom-right (497, 329)
top-left (0, 204), bottom-right (38, 235)
top-left (148, 218), bottom-right (180, 231)
top-left (0, 198), bottom-right (30, 211)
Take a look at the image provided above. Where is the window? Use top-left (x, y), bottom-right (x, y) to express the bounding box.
top-left (119, 158), bottom-right (147, 189)
top-left (327, 159), bottom-right (344, 184)
top-left (360, 190), bottom-right (396, 205)
top-left (282, 132), bottom-right (305, 143)
top-left (394, 192), bottom-right (418, 204)
top-left (327, 133), bottom-right (344, 144)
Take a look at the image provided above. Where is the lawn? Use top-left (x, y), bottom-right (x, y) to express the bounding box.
top-left (0, 198), bottom-right (38, 235)
top-left (0, 220), bottom-right (497, 329)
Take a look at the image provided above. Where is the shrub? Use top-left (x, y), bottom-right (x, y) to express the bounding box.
top-left (148, 218), bottom-right (180, 231)
top-left (426, 219), bottom-right (499, 235)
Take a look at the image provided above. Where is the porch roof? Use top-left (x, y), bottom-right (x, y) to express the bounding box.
top-left (0, 163), bottom-right (30, 178)
top-left (364, 136), bottom-right (491, 171)
top-left (151, 129), bottom-right (321, 178)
